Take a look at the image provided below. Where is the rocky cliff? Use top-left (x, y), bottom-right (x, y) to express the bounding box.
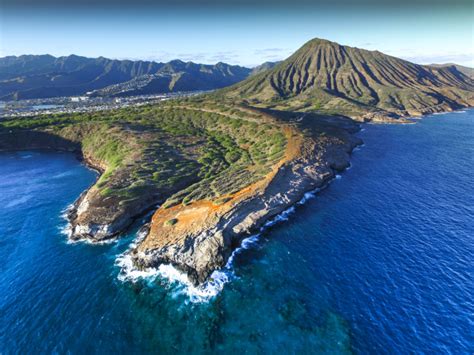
top-left (130, 112), bottom-right (361, 285)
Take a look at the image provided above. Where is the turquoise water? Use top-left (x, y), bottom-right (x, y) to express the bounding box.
top-left (0, 110), bottom-right (473, 353)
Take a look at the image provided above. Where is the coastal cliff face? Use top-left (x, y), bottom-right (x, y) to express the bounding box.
top-left (130, 113), bottom-right (361, 285)
top-left (0, 102), bottom-right (298, 246)
top-left (2, 37), bottom-right (472, 287)
top-left (0, 101), bottom-right (360, 285)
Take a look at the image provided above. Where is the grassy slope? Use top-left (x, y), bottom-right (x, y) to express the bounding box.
top-left (218, 38), bottom-right (474, 119)
top-left (0, 97), bottom-right (288, 213)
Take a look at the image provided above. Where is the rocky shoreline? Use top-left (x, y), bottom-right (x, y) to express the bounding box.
top-left (129, 143), bottom-right (360, 285)
top-left (127, 115), bottom-right (362, 285)
top-left (2, 107), bottom-right (470, 287)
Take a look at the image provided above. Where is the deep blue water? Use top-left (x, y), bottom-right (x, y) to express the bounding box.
top-left (0, 110), bottom-right (473, 353)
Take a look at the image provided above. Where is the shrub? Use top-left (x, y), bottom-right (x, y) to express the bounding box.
top-left (164, 218), bottom-right (178, 226)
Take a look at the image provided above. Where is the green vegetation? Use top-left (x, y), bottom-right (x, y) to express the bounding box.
top-left (0, 55), bottom-right (251, 100)
top-left (164, 218), bottom-right (178, 226)
top-left (218, 38), bottom-right (474, 119)
top-left (0, 98), bottom-right (288, 208)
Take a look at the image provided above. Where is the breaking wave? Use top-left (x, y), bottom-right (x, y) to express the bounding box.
top-left (58, 203), bottom-right (116, 245)
top-left (58, 204), bottom-right (74, 238)
top-left (115, 186), bottom-right (328, 303)
top-left (115, 144), bottom-right (362, 302)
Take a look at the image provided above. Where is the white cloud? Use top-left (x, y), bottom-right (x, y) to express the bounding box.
top-left (401, 53), bottom-right (474, 67)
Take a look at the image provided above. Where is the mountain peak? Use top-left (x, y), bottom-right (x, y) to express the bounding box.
top-left (220, 38), bottom-right (474, 121)
top-left (303, 37), bottom-right (339, 46)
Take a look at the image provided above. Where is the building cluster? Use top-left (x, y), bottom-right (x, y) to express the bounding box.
top-left (0, 91), bottom-right (202, 119)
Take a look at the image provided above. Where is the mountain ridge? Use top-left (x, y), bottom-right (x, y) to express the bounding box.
top-left (0, 54), bottom-right (252, 100)
top-left (2, 45), bottom-right (472, 108)
top-left (218, 38), bottom-right (474, 121)
top-left (427, 63), bottom-right (474, 79)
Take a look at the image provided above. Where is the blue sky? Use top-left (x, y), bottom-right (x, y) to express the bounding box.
top-left (1, 1), bottom-right (473, 67)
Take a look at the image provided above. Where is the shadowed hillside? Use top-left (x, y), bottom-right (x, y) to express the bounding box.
top-left (427, 63), bottom-right (474, 80)
top-left (219, 38), bottom-right (474, 121)
top-left (0, 55), bottom-right (251, 100)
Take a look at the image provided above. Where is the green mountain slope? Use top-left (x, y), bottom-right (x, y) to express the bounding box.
top-left (0, 55), bottom-right (251, 100)
top-left (427, 63), bottom-right (474, 80)
top-left (89, 61), bottom-right (251, 97)
top-left (219, 38), bottom-right (474, 121)
top-left (250, 61), bottom-right (281, 76)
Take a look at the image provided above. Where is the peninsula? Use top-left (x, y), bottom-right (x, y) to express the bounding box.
top-left (1, 38), bottom-right (472, 285)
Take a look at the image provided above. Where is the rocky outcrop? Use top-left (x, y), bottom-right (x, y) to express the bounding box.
top-left (0, 128), bottom-right (174, 242)
top-left (66, 181), bottom-right (166, 242)
top-left (130, 115), bottom-right (362, 285)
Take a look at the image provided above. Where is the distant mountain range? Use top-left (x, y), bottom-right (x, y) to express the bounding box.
top-left (427, 63), bottom-right (474, 79)
top-left (1, 47), bottom-right (472, 111)
top-left (249, 61), bottom-right (281, 76)
top-left (0, 55), bottom-right (252, 100)
top-left (219, 38), bottom-right (474, 120)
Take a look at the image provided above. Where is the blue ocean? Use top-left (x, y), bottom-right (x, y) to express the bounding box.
top-left (0, 110), bottom-right (473, 353)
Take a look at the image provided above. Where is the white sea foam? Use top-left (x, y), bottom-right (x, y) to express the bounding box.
top-left (298, 192), bottom-right (314, 205)
top-left (51, 171), bottom-right (76, 179)
top-left (335, 174), bottom-right (342, 179)
top-left (69, 236), bottom-right (117, 245)
top-left (58, 203), bottom-right (116, 245)
top-left (115, 241), bottom-right (232, 303)
top-left (115, 166), bottom-right (354, 302)
top-left (353, 143), bottom-right (365, 152)
top-left (158, 265), bottom-right (231, 303)
top-left (116, 220), bottom-right (244, 302)
top-left (59, 224), bottom-right (72, 238)
top-left (58, 204), bottom-right (74, 238)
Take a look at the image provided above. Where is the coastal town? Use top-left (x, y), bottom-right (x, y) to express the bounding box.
top-left (0, 91), bottom-right (206, 119)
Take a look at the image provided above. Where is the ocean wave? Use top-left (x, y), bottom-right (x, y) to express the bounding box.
top-left (116, 227), bottom-right (237, 303)
top-left (5, 195), bottom-right (32, 208)
top-left (115, 185), bottom-right (331, 303)
top-left (67, 236), bottom-right (117, 246)
top-left (58, 203), bottom-right (116, 245)
top-left (51, 171), bottom-right (76, 179)
top-left (114, 160), bottom-right (356, 303)
top-left (58, 204), bottom-right (74, 238)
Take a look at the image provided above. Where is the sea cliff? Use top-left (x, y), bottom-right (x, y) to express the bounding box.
top-left (130, 113), bottom-right (361, 284)
top-left (0, 104), bottom-right (360, 284)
